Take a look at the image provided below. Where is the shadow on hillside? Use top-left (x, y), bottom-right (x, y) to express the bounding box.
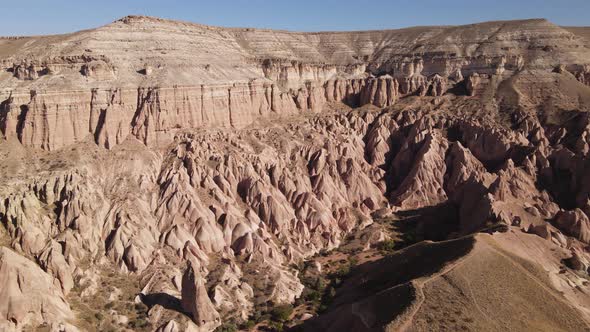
top-left (388, 202), bottom-right (460, 249)
top-left (292, 235), bottom-right (475, 332)
top-left (139, 292), bottom-right (190, 317)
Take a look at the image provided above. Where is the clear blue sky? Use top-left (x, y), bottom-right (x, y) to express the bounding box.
top-left (1, 0), bottom-right (590, 36)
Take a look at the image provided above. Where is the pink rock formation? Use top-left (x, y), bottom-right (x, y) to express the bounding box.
top-left (181, 261), bottom-right (221, 331)
top-left (0, 248), bottom-right (73, 331)
top-left (156, 320), bottom-right (180, 332)
top-left (466, 73), bottom-right (481, 96)
top-left (555, 209), bottom-right (590, 244)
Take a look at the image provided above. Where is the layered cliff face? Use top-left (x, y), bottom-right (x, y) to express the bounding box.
top-left (1, 16), bottom-right (590, 151)
top-left (2, 16), bottom-right (590, 332)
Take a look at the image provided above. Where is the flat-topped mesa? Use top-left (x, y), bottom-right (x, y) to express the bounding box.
top-left (1, 17), bottom-right (590, 150)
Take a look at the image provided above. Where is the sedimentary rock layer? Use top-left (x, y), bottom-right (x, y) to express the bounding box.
top-left (1, 17), bottom-right (590, 150)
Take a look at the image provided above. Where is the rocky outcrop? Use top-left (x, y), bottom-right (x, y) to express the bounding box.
top-left (555, 209), bottom-right (590, 244)
top-left (1, 83), bottom-right (296, 150)
top-left (360, 76), bottom-right (398, 107)
top-left (466, 73), bottom-right (481, 96)
top-left (564, 249), bottom-right (590, 272)
top-left (156, 320), bottom-right (180, 332)
top-left (181, 261), bottom-right (221, 331)
top-left (12, 63), bottom-right (44, 80)
top-left (0, 74), bottom-right (463, 150)
top-left (0, 247), bottom-right (73, 331)
top-left (80, 60), bottom-right (116, 80)
top-left (390, 133), bottom-right (449, 209)
top-left (429, 74), bottom-right (447, 97)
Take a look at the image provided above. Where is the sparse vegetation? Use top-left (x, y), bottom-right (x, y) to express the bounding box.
top-left (239, 302), bottom-right (293, 331)
top-left (270, 304), bottom-right (294, 322)
top-left (378, 239), bottom-right (396, 253)
top-left (214, 321), bottom-right (238, 332)
top-left (68, 264), bottom-right (152, 332)
top-left (241, 319), bottom-right (256, 330)
top-left (294, 249), bottom-right (362, 320)
top-left (269, 320), bottom-right (284, 332)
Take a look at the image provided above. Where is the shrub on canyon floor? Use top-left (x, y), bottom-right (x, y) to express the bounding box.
top-left (241, 319), bottom-right (256, 330)
top-left (303, 289), bottom-right (322, 303)
top-left (378, 239), bottom-right (396, 253)
top-left (299, 274), bottom-right (328, 306)
top-left (214, 322), bottom-right (238, 332)
top-left (271, 304), bottom-right (294, 322)
top-left (269, 321), bottom-right (284, 332)
top-left (331, 264), bottom-right (350, 279)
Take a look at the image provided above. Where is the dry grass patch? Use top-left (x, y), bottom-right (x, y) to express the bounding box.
top-left (68, 264), bottom-right (152, 331)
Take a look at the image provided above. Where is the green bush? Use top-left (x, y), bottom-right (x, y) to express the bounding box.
top-left (214, 322), bottom-right (238, 332)
top-left (378, 240), bottom-right (396, 252)
top-left (249, 311), bottom-right (262, 323)
top-left (271, 304), bottom-right (294, 322)
top-left (333, 265), bottom-right (350, 278)
top-left (269, 321), bottom-right (284, 332)
top-left (242, 319), bottom-right (256, 330)
top-left (304, 289), bottom-right (321, 302)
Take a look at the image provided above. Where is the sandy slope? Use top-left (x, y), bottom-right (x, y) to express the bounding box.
top-left (301, 231), bottom-right (590, 332)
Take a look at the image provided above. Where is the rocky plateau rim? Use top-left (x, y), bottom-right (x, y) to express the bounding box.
top-left (1, 15), bottom-right (558, 39)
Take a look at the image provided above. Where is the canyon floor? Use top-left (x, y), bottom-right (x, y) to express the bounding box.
top-left (2, 15), bottom-right (590, 332)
